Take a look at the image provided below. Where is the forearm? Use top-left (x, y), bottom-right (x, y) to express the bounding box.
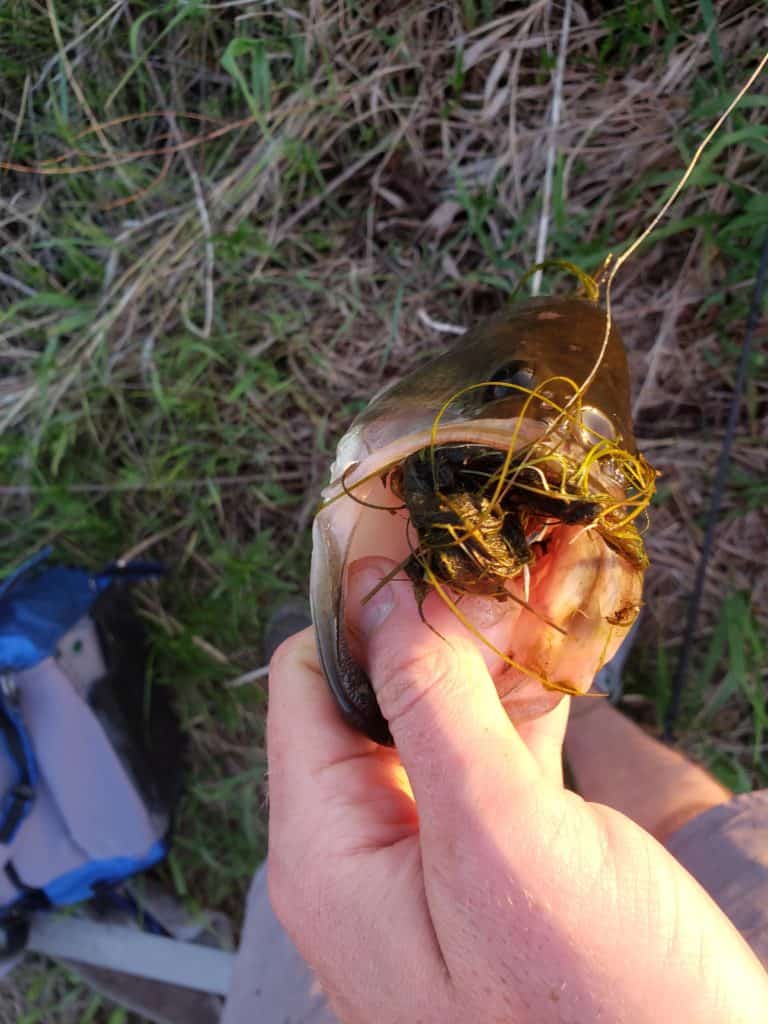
top-left (565, 700), bottom-right (730, 841)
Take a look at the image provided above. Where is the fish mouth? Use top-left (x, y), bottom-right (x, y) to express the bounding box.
top-left (311, 414), bottom-right (650, 746)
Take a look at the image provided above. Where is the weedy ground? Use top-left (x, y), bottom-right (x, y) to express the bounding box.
top-left (0, 1), bottom-right (766, 1020)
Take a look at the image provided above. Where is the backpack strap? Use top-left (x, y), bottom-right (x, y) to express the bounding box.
top-left (0, 674), bottom-right (37, 846)
top-left (28, 913), bottom-right (234, 995)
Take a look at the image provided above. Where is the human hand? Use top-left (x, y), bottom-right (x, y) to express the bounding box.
top-left (267, 559), bottom-right (768, 1023)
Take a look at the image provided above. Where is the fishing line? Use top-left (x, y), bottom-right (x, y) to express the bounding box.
top-left (663, 230), bottom-right (768, 741)
top-left (340, 464), bottom-right (405, 512)
top-left (575, 48), bottom-right (768, 409)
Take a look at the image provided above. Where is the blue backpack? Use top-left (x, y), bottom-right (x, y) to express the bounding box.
top-left (0, 550), bottom-right (183, 955)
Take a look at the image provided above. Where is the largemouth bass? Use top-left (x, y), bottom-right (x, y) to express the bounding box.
top-left (310, 295), bottom-right (655, 745)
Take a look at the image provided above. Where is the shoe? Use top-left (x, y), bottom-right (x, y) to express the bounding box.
top-left (263, 599), bottom-right (312, 662)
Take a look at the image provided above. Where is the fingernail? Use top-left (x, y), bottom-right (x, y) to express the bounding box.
top-left (349, 560), bottom-right (397, 638)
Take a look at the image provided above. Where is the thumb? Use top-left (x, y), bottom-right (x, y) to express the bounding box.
top-left (346, 558), bottom-right (539, 831)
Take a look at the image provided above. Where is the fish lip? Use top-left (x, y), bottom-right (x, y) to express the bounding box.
top-left (324, 417), bottom-right (550, 502)
top-left (310, 514), bottom-right (393, 745)
top-left (323, 415), bottom-right (628, 506)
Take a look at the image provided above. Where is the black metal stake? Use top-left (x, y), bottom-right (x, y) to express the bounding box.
top-left (664, 232), bottom-right (768, 741)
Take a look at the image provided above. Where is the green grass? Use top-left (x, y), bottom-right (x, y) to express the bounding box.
top-left (626, 589), bottom-right (767, 791)
top-left (1, 1), bottom-right (767, 1019)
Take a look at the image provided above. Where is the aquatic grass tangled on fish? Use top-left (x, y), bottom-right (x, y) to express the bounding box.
top-left (421, 369), bottom-right (657, 566)
top-left (338, 366), bottom-right (656, 696)
top-left (328, 370), bottom-right (656, 601)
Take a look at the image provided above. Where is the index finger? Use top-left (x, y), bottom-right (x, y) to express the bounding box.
top-left (266, 627), bottom-right (415, 866)
top-left (266, 628), bottom-right (374, 817)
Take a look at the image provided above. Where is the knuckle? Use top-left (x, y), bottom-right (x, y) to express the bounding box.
top-left (373, 641), bottom-right (461, 731)
top-left (266, 629), bottom-right (314, 749)
top-left (268, 630), bottom-right (302, 680)
top-left (269, 623), bottom-right (316, 677)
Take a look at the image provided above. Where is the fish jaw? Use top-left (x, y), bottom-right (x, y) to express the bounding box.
top-left (310, 417), bottom-right (644, 744)
top-left (311, 418), bottom-right (549, 746)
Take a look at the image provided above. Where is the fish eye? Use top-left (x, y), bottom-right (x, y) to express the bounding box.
top-left (481, 362), bottom-right (535, 404)
top-left (581, 406), bottom-right (615, 439)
